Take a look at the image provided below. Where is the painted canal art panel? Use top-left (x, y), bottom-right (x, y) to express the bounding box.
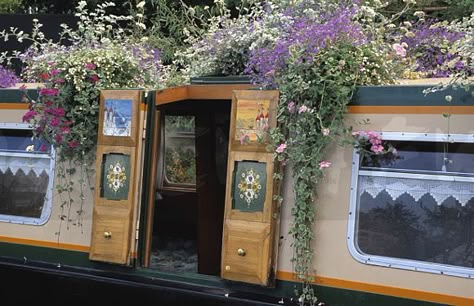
top-left (101, 153), bottom-right (131, 200)
top-left (103, 99), bottom-right (133, 137)
top-left (235, 99), bottom-right (271, 145)
top-left (232, 161), bottom-right (266, 212)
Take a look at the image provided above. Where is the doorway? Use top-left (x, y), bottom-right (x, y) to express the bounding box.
top-left (149, 99), bottom-right (231, 276)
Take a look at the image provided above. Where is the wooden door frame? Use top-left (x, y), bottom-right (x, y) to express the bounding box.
top-left (141, 84), bottom-right (254, 267)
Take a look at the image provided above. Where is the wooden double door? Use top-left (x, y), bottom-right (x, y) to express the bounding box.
top-left (89, 89), bottom-right (281, 287)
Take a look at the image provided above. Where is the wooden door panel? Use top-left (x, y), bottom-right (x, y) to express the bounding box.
top-left (221, 90), bottom-right (281, 287)
top-left (221, 220), bottom-right (270, 285)
top-left (89, 90), bottom-right (143, 265)
top-left (89, 212), bottom-right (129, 263)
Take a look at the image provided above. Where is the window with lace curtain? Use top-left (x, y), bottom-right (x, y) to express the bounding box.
top-left (348, 132), bottom-right (474, 278)
top-left (0, 124), bottom-right (54, 225)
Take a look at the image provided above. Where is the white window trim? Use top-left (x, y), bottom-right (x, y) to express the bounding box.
top-left (0, 123), bottom-right (55, 225)
top-left (347, 131), bottom-right (474, 279)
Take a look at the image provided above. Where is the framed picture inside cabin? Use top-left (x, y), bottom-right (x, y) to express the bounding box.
top-left (97, 90), bottom-right (142, 147)
top-left (230, 90), bottom-right (279, 152)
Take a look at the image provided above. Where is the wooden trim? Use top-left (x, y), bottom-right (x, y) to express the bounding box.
top-left (155, 86), bottom-right (189, 105)
top-left (348, 105), bottom-right (474, 114)
top-left (143, 110), bottom-right (160, 267)
top-left (276, 271), bottom-right (474, 306)
top-left (187, 84), bottom-right (254, 100)
top-left (155, 84), bottom-right (255, 106)
top-left (0, 235), bottom-right (89, 252)
top-left (0, 103), bottom-right (29, 110)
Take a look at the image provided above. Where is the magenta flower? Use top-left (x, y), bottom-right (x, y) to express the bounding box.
top-left (50, 69), bottom-right (61, 77)
top-left (90, 74), bottom-right (99, 83)
top-left (22, 110), bottom-right (38, 122)
top-left (85, 63), bottom-right (97, 70)
top-left (52, 107), bottom-right (65, 117)
top-left (319, 160), bottom-right (331, 169)
top-left (68, 140), bottom-right (79, 148)
top-left (276, 143), bottom-right (287, 153)
top-left (39, 144), bottom-right (47, 152)
top-left (50, 118), bottom-right (60, 127)
top-left (39, 88), bottom-right (59, 96)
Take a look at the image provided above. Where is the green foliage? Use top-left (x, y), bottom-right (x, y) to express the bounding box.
top-left (0, 0), bottom-right (22, 13)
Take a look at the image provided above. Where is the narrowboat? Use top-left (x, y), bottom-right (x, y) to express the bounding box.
top-left (0, 77), bottom-right (473, 305)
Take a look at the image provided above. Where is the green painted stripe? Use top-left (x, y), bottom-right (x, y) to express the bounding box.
top-left (0, 241), bottom-right (445, 306)
top-left (190, 75), bottom-right (252, 84)
top-left (350, 85), bottom-right (473, 106)
top-left (0, 88), bottom-right (38, 103)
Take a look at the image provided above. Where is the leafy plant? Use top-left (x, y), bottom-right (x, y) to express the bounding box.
top-left (0, 1), bottom-right (163, 230)
top-left (0, 0), bottom-right (22, 13)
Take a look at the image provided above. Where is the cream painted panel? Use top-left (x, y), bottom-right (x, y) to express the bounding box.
top-left (0, 110), bottom-right (29, 123)
top-left (277, 113), bottom-right (474, 300)
top-left (0, 169), bottom-right (95, 247)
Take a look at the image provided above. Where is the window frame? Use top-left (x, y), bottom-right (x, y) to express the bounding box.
top-left (347, 131), bottom-right (474, 279)
top-left (157, 113), bottom-right (197, 192)
top-left (0, 123), bottom-right (55, 225)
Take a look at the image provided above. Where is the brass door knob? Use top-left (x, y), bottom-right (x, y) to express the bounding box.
top-left (237, 248), bottom-right (246, 256)
top-left (104, 231), bottom-right (112, 239)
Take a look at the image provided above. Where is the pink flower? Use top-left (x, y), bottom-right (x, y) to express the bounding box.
top-left (50, 69), bottom-right (61, 76)
top-left (392, 43), bottom-right (406, 57)
top-left (90, 74), bottom-right (99, 83)
top-left (298, 105), bottom-right (308, 114)
top-left (288, 101), bottom-right (296, 113)
top-left (240, 133), bottom-right (250, 145)
top-left (371, 145), bottom-right (384, 154)
top-left (68, 140), bottom-right (79, 148)
top-left (54, 78), bottom-right (65, 84)
top-left (60, 126), bottom-right (70, 134)
top-left (276, 143), bottom-right (287, 154)
top-left (54, 134), bottom-right (63, 142)
top-left (85, 63), bottom-right (97, 70)
top-left (52, 107), bottom-right (65, 117)
top-left (22, 110), bottom-right (37, 122)
top-left (322, 128), bottom-right (330, 136)
top-left (39, 144), bottom-right (47, 152)
top-left (319, 160), bottom-right (331, 169)
top-left (50, 118), bottom-right (60, 127)
top-left (39, 88), bottom-right (59, 96)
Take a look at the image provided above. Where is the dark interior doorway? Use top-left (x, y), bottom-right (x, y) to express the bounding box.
top-left (150, 99), bottom-right (231, 276)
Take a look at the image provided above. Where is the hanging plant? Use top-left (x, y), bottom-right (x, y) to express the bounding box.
top-left (1, 1), bottom-right (164, 231)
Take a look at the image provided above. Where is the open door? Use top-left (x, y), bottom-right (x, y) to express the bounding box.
top-left (89, 90), bottom-right (143, 265)
top-left (221, 90), bottom-right (281, 286)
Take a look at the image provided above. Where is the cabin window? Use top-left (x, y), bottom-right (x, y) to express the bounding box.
top-left (159, 115), bottom-right (196, 190)
top-left (0, 124), bottom-right (54, 225)
top-left (348, 132), bottom-right (474, 278)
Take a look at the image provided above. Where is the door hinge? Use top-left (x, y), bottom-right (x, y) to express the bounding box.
top-left (135, 220), bottom-right (140, 240)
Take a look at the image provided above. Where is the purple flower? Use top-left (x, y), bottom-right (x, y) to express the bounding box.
top-left (0, 66), bottom-right (19, 88)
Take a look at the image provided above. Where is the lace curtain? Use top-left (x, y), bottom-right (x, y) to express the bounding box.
top-left (358, 175), bottom-right (474, 206)
top-left (0, 155), bottom-right (50, 176)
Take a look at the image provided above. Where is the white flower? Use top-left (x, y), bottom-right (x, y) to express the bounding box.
top-left (136, 1), bottom-right (146, 9)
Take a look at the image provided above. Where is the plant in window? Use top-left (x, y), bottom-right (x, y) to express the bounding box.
top-left (165, 146), bottom-right (196, 185)
top-left (352, 130), bottom-right (398, 167)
